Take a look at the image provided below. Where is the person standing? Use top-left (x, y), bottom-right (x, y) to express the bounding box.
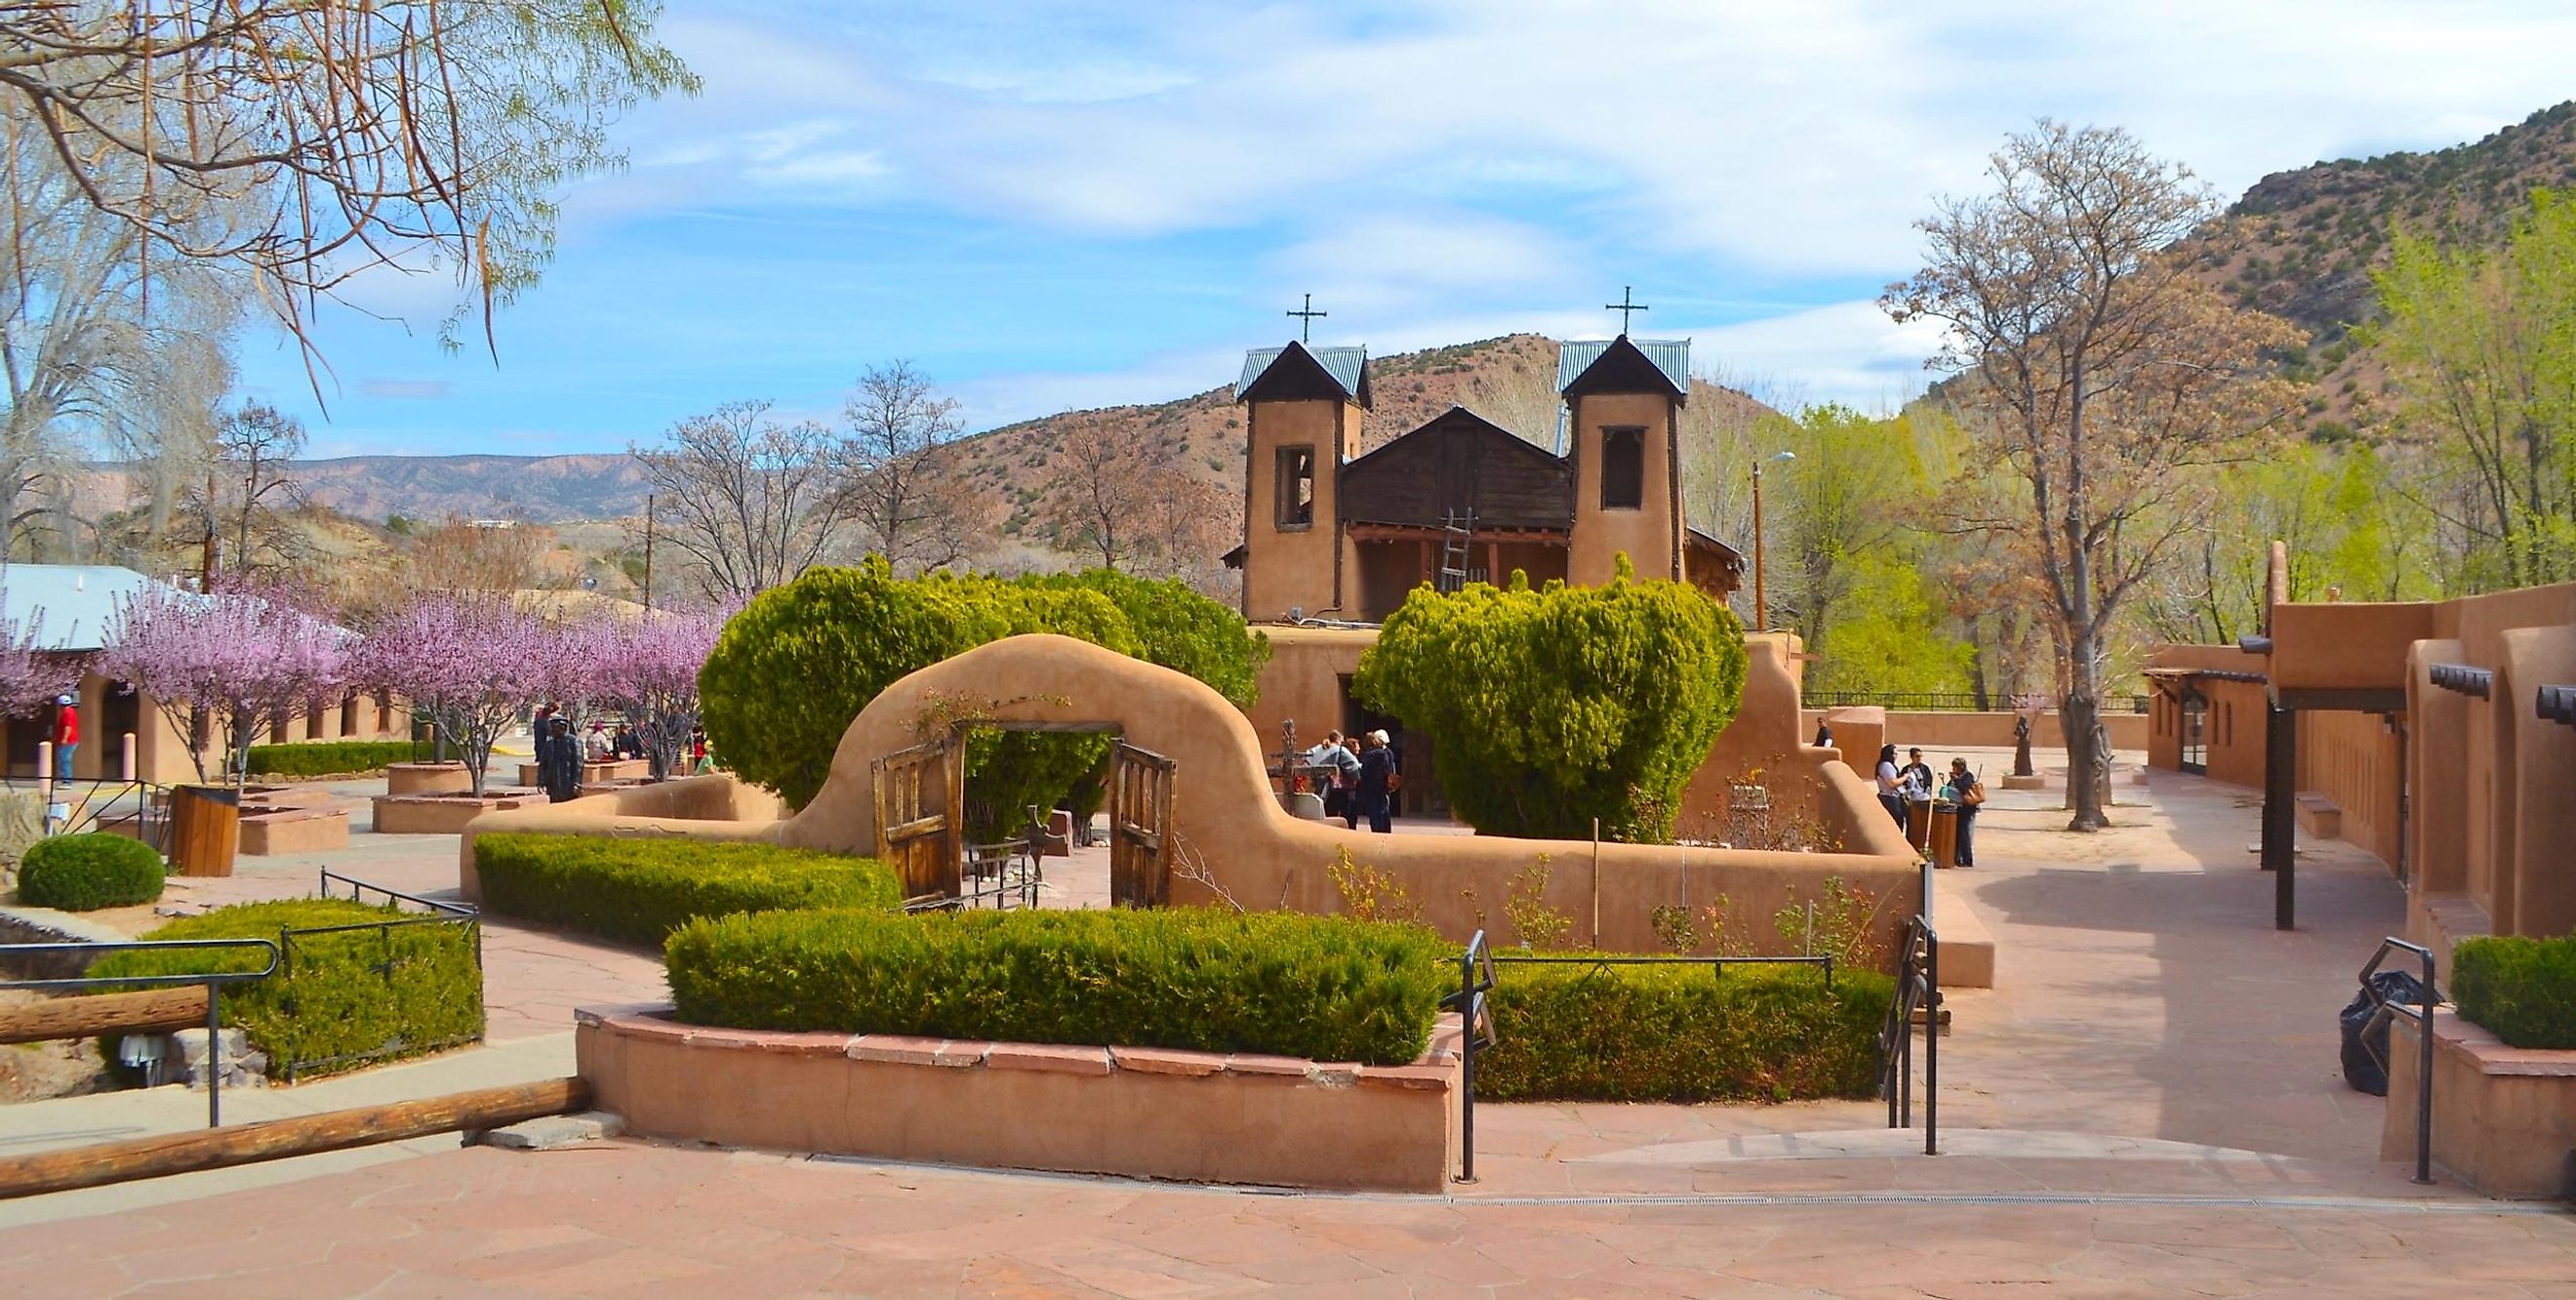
top-left (1354, 732), bottom-right (1398, 834)
top-left (541, 717), bottom-right (584, 802)
top-left (1946, 758), bottom-right (1986, 868)
top-left (50, 693), bottom-right (77, 783)
top-left (1874, 744), bottom-right (1905, 826)
top-left (1899, 748), bottom-right (1935, 803)
top-left (1304, 730), bottom-right (1359, 821)
top-left (532, 704), bottom-right (557, 771)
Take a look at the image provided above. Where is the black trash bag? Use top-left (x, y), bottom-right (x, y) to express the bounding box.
top-left (2339, 970), bottom-right (2440, 1096)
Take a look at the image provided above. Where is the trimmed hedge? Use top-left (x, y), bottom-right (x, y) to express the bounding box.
top-left (17, 833), bottom-right (166, 911)
top-left (2454, 935), bottom-right (2576, 1049)
top-left (473, 833), bottom-right (904, 949)
top-left (665, 907), bottom-right (1451, 1066)
top-left (244, 740), bottom-right (419, 778)
top-left (1475, 961), bottom-right (1891, 1102)
top-left (89, 899), bottom-right (483, 1079)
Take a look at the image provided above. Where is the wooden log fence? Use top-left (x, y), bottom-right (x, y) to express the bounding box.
top-left (0, 988), bottom-right (211, 1045)
top-left (0, 1077), bottom-right (592, 1199)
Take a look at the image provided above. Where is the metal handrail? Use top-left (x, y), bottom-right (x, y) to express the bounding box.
top-left (319, 868), bottom-right (477, 918)
top-left (1483, 951), bottom-right (1836, 990)
top-left (1878, 914), bottom-right (1939, 1155)
top-left (2361, 937), bottom-right (2439, 1185)
top-left (1440, 930), bottom-right (1497, 1183)
top-left (0, 938), bottom-right (281, 1127)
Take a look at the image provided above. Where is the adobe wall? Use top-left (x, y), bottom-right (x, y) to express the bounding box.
top-left (1242, 396), bottom-right (1360, 622)
top-left (2296, 710), bottom-right (2403, 871)
top-left (1566, 391), bottom-right (1680, 587)
top-left (1241, 626), bottom-right (1373, 763)
top-left (1811, 710), bottom-right (2148, 753)
top-left (576, 1005), bottom-right (1461, 1193)
top-left (774, 635), bottom-right (1921, 964)
top-left (457, 774), bottom-right (785, 902)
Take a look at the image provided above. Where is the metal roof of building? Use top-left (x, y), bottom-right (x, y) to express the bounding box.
top-left (1236, 343), bottom-right (1369, 403)
top-left (1555, 337), bottom-right (1691, 397)
top-left (0, 564), bottom-right (172, 651)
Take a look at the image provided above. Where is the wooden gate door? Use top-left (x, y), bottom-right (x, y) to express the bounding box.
top-left (873, 738), bottom-right (961, 904)
top-left (1108, 741), bottom-right (1177, 908)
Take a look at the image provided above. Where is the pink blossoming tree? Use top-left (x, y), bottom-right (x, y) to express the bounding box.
top-left (101, 581), bottom-right (349, 786)
top-left (354, 592), bottom-right (550, 797)
top-left (592, 603), bottom-right (726, 779)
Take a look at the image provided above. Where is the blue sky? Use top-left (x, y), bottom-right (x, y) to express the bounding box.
top-left (235, 1), bottom-right (2576, 458)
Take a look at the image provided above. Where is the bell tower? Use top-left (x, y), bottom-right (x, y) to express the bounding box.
top-left (1559, 335), bottom-right (1688, 588)
top-left (1234, 341), bottom-right (1368, 622)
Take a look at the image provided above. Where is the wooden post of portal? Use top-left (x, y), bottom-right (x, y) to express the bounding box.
top-left (2262, 703), bottom-right (2298, 929)
top-left (35, 742), bottom-right (51, 805)
top-left (121, 732), bottom-right (136, 783)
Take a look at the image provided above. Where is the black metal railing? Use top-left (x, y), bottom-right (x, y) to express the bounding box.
top-left (2361, 937), bottom-right (2440, 1185)
top-left (280, 870), bottom-right (485, 1080)
top-left (1805, 691), bottom-right (2148, 714)
top-left (1879, 914), bottom-right (1940, 1155)
top-left (1440, 930), bottom-right (1497, 1183)
top-left (0, 938), bottom-right (279, 1127)
top-left (0, 775), bottom-right (177, 852)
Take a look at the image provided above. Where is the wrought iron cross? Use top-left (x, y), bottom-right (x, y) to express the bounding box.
top-left (1287, 293), bottom-right (1327, 343)
top-left (1605, 286), bottom-right (1649, 334)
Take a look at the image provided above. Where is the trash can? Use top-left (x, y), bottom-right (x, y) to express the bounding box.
top-left (1929, 801), bottom-right (1960, 869)
top-left (168, 785), bottom-right (241, 878)
top-left (1904, 798), bottom-right (1932, 853)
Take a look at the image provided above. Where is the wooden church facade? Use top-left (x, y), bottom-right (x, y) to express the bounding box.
top-left (1226, 336), bottom-right (1745, 625)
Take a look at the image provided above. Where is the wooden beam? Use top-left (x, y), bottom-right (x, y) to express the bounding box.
top-left (0, 1077), bottom-right (591, 1200)
top-left (0, 988), bottom-right (210, 1045)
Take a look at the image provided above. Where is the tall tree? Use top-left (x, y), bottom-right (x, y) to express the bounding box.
top-left (630, 401), bottom-right (858, 601)
top-left (102, 579), bottom-right (348, 785)
top-left (842, 360), bottom-right (965, 572)
top-left (2373, 191), bottom-right (2576, 589)
top-left (1042, 421), bottom-right (1232, 582)
top-left (353, 590), bottom-right (549, 796)
top-left (1883, 121), bottom-right (2302, 830)
top-left (0, 2), bottom-right (695, 354)
top-left (192, 400), bottom-right (306, 579)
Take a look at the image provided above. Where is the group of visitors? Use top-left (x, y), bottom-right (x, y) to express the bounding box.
top-left (1301, 728), bottom-right (1403, 834)
top-left (1873, 744), bottom-right (1986, 867)
top-left (531, 704), bottom-right (713, 803)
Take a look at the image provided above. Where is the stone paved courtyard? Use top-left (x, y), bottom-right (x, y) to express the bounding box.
top-left (7, 752), bottom-right (2576, 1295)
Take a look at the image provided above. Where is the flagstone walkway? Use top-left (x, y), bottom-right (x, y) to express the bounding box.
top-left (10, 752), bottom-right (2576, 1295)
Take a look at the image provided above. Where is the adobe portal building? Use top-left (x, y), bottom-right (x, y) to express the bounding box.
top-left (1221, 333), bottom-right (1746, 819)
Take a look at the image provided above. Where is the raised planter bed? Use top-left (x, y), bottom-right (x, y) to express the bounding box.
top-left (372, 792), bottom-right (540, 835)
top-left (515, 758), bottom-right (651, 788)
top-left (575, 1003), bottom-right (1464, 1193)
top-left (238, 805), bottom-right (350, 856)
top-left (2387, 1007), bottom-right (2576, 1198)
top-left (385, 762), bottom-right (473, 796)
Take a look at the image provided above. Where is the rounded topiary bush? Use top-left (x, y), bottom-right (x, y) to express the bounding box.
top-left (17, 833), bottom-right (167, 911)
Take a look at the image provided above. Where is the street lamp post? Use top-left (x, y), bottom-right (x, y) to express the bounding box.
top-left (1751, 451), bottom-right (1796, 631)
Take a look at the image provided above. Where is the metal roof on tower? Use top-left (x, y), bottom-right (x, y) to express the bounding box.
top-left (1555, 337), bottom-right (1691, 398)
top-left (1236, 342), bottom-right (1369, 404)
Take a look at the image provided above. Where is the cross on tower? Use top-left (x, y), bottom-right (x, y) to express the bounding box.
top-left (1604, 285), bottom-right (1649, 334)
top-left (1286, 293), bottom-right (1327, 343)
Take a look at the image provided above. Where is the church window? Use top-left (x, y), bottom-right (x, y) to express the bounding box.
top-left (1276, 445), bottom-right (1316, 528)
top-left (1600, 427), bottom-right (1644, 509)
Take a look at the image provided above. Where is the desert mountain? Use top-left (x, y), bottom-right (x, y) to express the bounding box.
top-left (2198, 101), bottom-right (2576, 435)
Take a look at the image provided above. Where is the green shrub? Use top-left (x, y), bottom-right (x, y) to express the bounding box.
top-left (699, 560), bottom-right (1266, 826)
top-left (1354, 556), bottom-right (1747, 842)
top-left (665, 907), bottom-right (1450, 1066)
top-left (1474, 960), bottom-right (1891, 1102)
top-left (243, 740), bottom-right (418, 778)
top-left (2454, 935), bottom-right (2576, 1048)
top-left (474, 832), bottom-right (903, 948)
top-left (17, 833), bottom-right (165, 911)
top-left (89, 899), bottom-right (483, 1079)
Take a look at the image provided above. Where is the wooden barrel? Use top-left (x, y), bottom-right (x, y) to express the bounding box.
top-left (1929, 804), bottom-right (1959, 869)
top-left (168, 785), bottom-right (241, 877)
top-left (1904, 798), bottom-right (1932, 853)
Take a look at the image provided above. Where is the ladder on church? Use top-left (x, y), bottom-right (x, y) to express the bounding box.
top-left (1436, 508), bottom-right (1476, 592)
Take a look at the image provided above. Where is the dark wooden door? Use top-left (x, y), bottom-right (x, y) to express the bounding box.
top-left (1108, 741), bottom-right (1177, 908)
top-left (873, 738), bottom-right (961, 904)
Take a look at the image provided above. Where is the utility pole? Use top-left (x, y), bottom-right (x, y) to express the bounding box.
top-left (641, 493), bottom-right (656, 612)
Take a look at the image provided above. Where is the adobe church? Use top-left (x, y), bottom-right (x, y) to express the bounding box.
top-left (1224, 334), bottom-right (1743, 624)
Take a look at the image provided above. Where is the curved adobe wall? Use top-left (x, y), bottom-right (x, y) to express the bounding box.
top-left (776, 634), bottom-right (1920, 962)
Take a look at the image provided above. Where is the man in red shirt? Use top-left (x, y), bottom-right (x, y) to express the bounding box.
top-left (51, 693), bottom-right (76, 783)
